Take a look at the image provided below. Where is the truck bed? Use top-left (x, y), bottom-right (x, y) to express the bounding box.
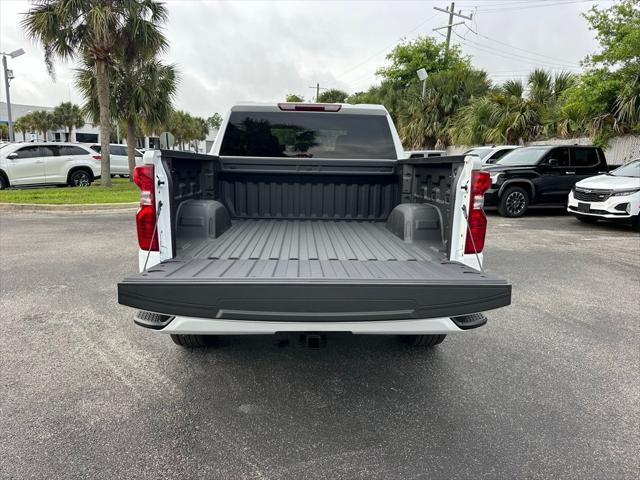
top-left (118, 219), bottom-right (511, 322)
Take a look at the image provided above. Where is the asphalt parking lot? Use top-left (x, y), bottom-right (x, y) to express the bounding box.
top-left (1, 210), bottom-right (638, 479)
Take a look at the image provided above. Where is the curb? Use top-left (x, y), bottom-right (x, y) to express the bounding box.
top-left (0, 202), bottom-right (138, 213)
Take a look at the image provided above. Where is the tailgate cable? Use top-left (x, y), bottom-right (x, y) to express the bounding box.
top-left (461, 203), bottom-right (483, 272)
top-left (142, 200), bottom-right (162, 271)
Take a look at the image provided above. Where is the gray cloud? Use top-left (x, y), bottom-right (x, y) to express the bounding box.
top-left (1, 0), bottom-right (602, 117)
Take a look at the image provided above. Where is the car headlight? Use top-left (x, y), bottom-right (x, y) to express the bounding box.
top-left (489, 172), bottom-right (502, 185)
top-left (610, 188), bottom-right (640, 197)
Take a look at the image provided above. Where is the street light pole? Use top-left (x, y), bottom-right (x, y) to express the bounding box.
top-left (1, 48), bottom-right (25, 143)
top-left (2, 55), bottom-right (14, 142)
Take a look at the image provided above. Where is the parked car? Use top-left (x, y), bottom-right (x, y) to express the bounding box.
top-left (568, 159), bottom-right (640, 229)
top-left (89, 143), bottom-right (143, 176)
top-left (406, 149), bottom-right (446, 158)
top-left (0, 142), bottom-right (100, 189)
top-left (464, 145), bottom-right (520, 164)
top-left (483, 145), bottom-right (609, 217)
top-left (117, 102), bottom-right (511, 349)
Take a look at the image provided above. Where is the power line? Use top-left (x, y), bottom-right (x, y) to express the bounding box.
top-left (476, 0), bottom-right (598, 13)
top-left (452, 30), bottom-right (581, 69)
top-left (463, 24), bottom-right (579, 65)
top-left (334, 12), bottom-right (440, 81)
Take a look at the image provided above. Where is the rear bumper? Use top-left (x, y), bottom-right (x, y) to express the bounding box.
top-left (118, 280), bottom-right (511, 323)
top-left (137, 314), bottom-right (476, 335)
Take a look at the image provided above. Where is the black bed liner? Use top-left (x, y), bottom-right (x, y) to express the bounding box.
top-left (118, 219), bottom-right (511, 321)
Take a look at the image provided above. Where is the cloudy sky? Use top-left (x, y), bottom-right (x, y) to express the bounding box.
top-left (0, 0), bottom-right (611, 118)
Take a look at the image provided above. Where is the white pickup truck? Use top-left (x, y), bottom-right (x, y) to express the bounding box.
top-left (118, 103), bottom-right (511, 348)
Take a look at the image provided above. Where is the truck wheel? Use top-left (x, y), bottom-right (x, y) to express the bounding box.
top-left (575, 214), bottom-right (598, 224)
top-left (0, 174), bottom-right (7, 190)
top-left (398, 334), bottom-right (446, 347)
top-left (498, 186), bottom-right (529, 217)
top-left (68, 169), bottom-right (92, 187)
top-left (170, 334), bottom-right (216, 348)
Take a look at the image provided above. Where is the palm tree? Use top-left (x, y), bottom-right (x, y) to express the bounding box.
top-left (399, 68), bottom-right (490, 148)
top-left (30, 110), bottom-right (57, 140)
top-left (13, 115), bottom-right (33, 142)
top-left (450, 69), bottom-right (576, 145)
top-left (22, 0), bottom-right (168, 187)
top-left (53, 102), bottom-right (85, 142)
top-left (77, 58), bottom-right (178, 175)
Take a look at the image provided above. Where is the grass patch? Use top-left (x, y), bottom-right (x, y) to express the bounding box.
top-left (0, 178), bottom-right (139, 204)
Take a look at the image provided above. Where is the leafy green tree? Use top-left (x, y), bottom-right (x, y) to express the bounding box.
top-left (23, 0), bottom-right (168, 186)
top-left (560, 0), bottom-right (640, 144)
top-left (376, 37), bottom-right (469, 86)
top-left (285, 94), bottom-right (304, 102)
top-left (77, 58), bottom-right (178, 175)
top-left (53, 102), bottom-right (84, 142)
top-left (207, 113), bottom-right (223, 130)
top-left (0, 124), bottom-right (8, 141)
top-left (317, 89), bottom-right (348, 103)
top-left (585, 0), bottom-right (640, 131)
top-left (346, 90), bottom-right (380, 105)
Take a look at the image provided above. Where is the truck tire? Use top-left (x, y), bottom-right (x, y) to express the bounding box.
top-left (498, 186), bottom-right (529, 217)
top-left (170, 334), bottom-right (216, 348)
top-left (68, 169), bottom-right (93, 187)
top-left (0, 174), bottom-right (7, 190)
top-left (398, 334), bottom-right (446, 347)
top-left (575, 214), bottom-right (598, 224)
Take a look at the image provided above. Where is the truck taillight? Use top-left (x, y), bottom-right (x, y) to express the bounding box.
top-left (464, 170), bottom-right (491, 254)
top-left (277, 103), bottom-right (341, 112)
top-left (133, 165), bottom-right (159, 251)
top-left (92, 154), bottom-right (101, 161)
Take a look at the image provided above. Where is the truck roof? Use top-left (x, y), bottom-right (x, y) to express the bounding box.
top-left (230, 102), bottom-right (389, 115)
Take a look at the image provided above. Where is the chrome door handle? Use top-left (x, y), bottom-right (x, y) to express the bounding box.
top-left (565, 171), bottom-right (575, 174)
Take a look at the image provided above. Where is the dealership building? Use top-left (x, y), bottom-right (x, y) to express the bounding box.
top-left (1, 101), bottom-right (218, 152)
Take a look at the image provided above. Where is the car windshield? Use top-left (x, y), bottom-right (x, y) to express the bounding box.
top-left (464, 148), bottom-right (491, 160)
top-left (495, 147), bottom-right (549, 166)
top-left (610, 160), bottom-right (640, 178)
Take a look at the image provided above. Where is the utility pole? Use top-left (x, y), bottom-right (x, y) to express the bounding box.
top-left (308, 83), bottom-right (328, 102)
top-left (433, 2), bottom-right (473, 55)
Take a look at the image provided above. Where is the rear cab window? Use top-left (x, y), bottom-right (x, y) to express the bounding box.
top-left (489, 149), bottom-right (513, 161)
top-left (545, 147), bottom-right (570, 167)
top-left (572, 147), bottom-right (599, 167)
top-left (220, 111), bottom-right (397, 159)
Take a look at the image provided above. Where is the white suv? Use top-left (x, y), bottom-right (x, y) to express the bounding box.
top-left (568, 159), bottom-right (640, 230)
top-left (0, 142), bottom-right (101, 189)
top-left (88, 143), bottom-right (143, 176)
